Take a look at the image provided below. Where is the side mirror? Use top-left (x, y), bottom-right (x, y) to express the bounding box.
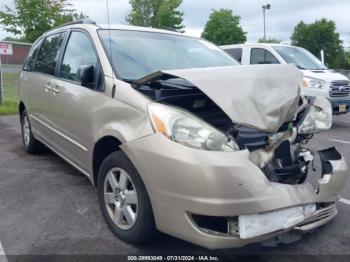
top-left (77, 64), bottom-right (94, 88)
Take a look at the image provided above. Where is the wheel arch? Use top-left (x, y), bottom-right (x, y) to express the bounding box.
top-left (19, 101), bottom-right (26, 121)
top-left (92, 135), bottom-right (123, 186)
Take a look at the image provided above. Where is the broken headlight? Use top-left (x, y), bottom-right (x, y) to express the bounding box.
top-left (298, 96), bottom-right (332, 134)
top-left (148, 103), bottom-right (238, 151)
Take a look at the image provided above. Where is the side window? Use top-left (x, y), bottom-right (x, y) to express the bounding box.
top-left (250, 48), bottom-right (279, 64)
top-left (60, 31), bottom-right (98, 83)
top-left (34, 33), bottom-right (65, 75)
top-left (265, 50), bottom-right (279, 64)
top-left (225, 48), bottom-right (242, 63)
top-left (23, 39), bottom-right (42, 71)
top-left (250, 48), bottom-right (266, 64)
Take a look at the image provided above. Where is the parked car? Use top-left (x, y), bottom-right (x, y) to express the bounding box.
top-left (19, 20), bottom-right (348, 249)
top-left (221, 43), bottom-right (350, 115)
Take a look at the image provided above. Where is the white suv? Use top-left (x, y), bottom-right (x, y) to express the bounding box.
top-left (222, 43), bottom-right (350, 115)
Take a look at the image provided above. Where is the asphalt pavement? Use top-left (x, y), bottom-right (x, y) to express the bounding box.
top-left (0, 114), bottom-right (350, 260)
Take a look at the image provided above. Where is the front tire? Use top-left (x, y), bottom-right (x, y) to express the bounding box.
top-left (97, 151), bottom-right (157, 244)
top-left (21, 110), bottom-right (45, 154)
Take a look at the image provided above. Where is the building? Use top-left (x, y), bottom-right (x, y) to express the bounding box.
top-left (0, 41), bottom-right (32, 65)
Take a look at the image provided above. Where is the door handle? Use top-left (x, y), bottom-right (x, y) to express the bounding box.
top-left (52, 87), bottom-right (60, 95)
top-left (45, 84), bottom-right (53, 92)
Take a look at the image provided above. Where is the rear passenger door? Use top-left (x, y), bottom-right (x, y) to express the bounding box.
top-left (49, 30), bottom-right (104, 171)
top-left (25, 32), bottom-right (66, 144)
top-left (250, 48), bottom-right (280, 65)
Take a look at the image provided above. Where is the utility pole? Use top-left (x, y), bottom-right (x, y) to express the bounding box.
top-left (262, 4), bottom-right (271, 41)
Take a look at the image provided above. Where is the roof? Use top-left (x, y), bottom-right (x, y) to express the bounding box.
top-left (98, 24), bottom-right (186, 36)
top-left (44, 19), bottom-right (187, 38)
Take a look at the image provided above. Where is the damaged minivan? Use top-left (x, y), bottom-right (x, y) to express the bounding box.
top-left (19, 20), bottom-right (349, 249)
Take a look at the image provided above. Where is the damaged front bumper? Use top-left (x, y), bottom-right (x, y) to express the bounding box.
top-left (121, 133), bottom-right (349, 249)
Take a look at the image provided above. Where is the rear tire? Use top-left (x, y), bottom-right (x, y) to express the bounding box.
top-left (21, 110), bottom-right (45, 154)
top-left (97, 151), bottom-right (157, 244)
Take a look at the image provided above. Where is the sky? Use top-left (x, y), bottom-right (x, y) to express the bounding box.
top-left (1, 0), bottom-right (350, 47)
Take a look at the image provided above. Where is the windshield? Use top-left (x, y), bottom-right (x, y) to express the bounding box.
top-left (272, 46), bottom-right (325, 70)
top-left (98, 29), bottom-right (238, 81)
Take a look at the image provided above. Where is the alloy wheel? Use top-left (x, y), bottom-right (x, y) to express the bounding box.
top-left (22, 115), bottom-right (31, 146)
top-left (104, 167), bottom-right (138, 230)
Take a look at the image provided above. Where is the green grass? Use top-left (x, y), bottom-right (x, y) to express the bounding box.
top-left (0, 66), bottom-right (20, 116)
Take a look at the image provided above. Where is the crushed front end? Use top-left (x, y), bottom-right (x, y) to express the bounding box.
top-left (122, 64), bottom-right (349, 249)
top-left (122, 132), bottom-right (348, 249)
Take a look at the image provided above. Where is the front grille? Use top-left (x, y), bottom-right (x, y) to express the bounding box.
top-left (329, 80), bottom-right (350, 97)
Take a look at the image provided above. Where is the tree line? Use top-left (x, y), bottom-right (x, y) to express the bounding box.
top-left (1, 0), bottom-right (349, 69)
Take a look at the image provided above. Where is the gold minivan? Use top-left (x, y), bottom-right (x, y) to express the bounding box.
top-left (19, 19), bottom-right (348, 249)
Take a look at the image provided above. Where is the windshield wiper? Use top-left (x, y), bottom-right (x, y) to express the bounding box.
top-left (122, 78), bottom-right (136, 84)
top-left (296, 65), bottom-right (306, 70)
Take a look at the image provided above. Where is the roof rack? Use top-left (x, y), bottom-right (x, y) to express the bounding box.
top-left (52, 19), bottom-right (97, 30)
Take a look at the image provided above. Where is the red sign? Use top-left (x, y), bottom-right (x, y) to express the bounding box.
top-left (0, 43), bottom-right (13, 55)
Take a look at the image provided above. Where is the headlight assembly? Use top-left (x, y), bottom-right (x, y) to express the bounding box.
top-left (148, 103), bottom-right (238, 151)
top-left (302, 77), bottom-right (325, 89)
top-left (298, 96), bottom-right (332, 134)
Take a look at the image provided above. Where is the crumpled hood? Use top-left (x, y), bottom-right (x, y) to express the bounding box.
top-left (136, 64), bottom-right (303, 133)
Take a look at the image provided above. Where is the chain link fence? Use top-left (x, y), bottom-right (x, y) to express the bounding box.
top-left (0, 64), bottom-right (21, 115)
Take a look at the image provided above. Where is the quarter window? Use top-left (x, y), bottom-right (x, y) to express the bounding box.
top-left (250, 48), bottom-right (279, 64)
top-left (60, 31), bottom-right (98, 82)
top-left (34, 33), bottom-right (65, 75)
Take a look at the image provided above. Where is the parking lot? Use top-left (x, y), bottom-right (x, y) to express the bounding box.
top-left (0, 114), bottom-right (350, 260)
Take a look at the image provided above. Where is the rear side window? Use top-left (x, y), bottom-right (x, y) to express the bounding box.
top-left (225, 48), bottom-right (242, 63)
top-left (34, 32), bottom-right (65, 75)
top-left (60, 31), bottom-right (98, 82)
top-left (23, 40), bottom-right (42, 71)
top-left (250, 48), bottom-right (279, 64)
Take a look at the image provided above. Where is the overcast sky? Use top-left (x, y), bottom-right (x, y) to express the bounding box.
top-left (1, 0), bottom-right (349, 47)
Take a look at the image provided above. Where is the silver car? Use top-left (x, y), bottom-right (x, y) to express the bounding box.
top-left (19, 19), bottom-right (349, 249)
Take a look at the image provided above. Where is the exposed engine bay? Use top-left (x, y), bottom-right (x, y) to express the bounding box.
top-left (133, 69), bottom-right (335, 185)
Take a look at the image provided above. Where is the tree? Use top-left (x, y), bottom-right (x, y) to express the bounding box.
top-left (291, 19), bottom-right (343, 68)
top-left (258, 37), bottom-right (281, 44)
top-left (201, 9), bottom-right (246, 45)
top-left (341, 49), bottom-right (350, 70)
top-left (126, 0), bottom-right (184, 30)
top-left (0, 0), bottom-right (87, 43)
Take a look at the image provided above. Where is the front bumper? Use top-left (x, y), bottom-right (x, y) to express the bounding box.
top-left (330, 99), bottom-right (350, 114)
top-left (121, 134), bottom-right (349, 249)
